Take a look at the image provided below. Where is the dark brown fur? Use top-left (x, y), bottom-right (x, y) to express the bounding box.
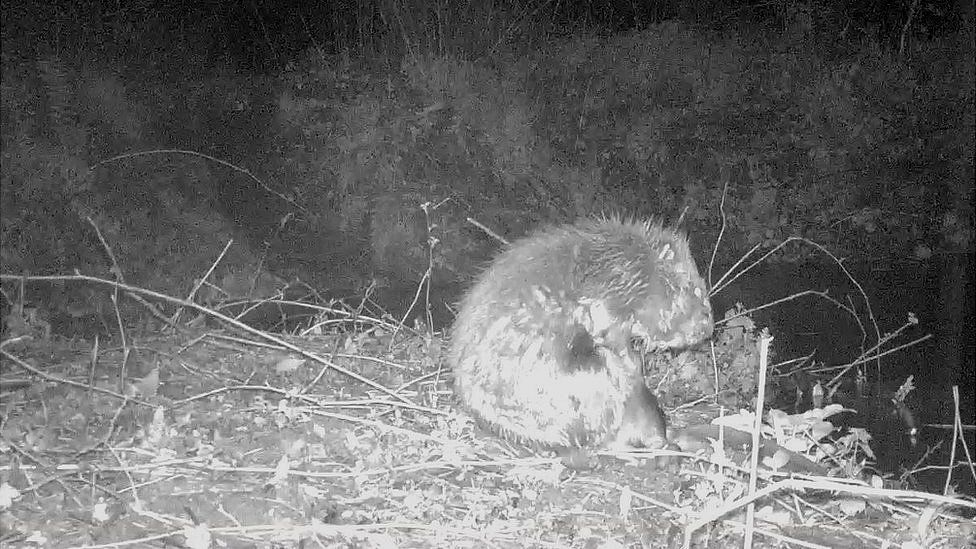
top-left (450, 216), bottom-right (713, 450)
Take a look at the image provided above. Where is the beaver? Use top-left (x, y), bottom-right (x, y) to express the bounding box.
top-left (450, 216), bottom-right (713, 451)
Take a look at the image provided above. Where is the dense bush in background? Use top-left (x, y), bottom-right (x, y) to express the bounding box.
top-left (0, 0), bottom-right (972, 324)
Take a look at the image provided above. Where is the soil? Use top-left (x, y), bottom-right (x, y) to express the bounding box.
top-left (0, 327), bottom-right (972, 548)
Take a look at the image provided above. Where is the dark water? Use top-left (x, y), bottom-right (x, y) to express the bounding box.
top-left (710, 260), bottom-right (974, 413)
top-left (709, 258), bottom-right (975, 494)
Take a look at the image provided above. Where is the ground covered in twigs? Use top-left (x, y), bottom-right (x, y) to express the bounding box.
top-left (1, 323), bottom-right (974, 549)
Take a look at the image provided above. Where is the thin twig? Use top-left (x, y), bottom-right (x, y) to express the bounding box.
top-left (173, 239), bottom-right (234, 325)
top-left (466, 216), bottom-right (509, 245)
top-left (91, 149), bottom-right (306, 214)
top-left (708, 179), bottom-right (731, 290)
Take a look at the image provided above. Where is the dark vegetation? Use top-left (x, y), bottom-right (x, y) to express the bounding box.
top-left (0, 0), bottom-right (973, 546)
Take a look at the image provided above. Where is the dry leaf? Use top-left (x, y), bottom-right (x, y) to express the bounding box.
top-left (129, 367), bottom-right (159, 397)
top-left (274, 357), bottom-right (305, 373)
